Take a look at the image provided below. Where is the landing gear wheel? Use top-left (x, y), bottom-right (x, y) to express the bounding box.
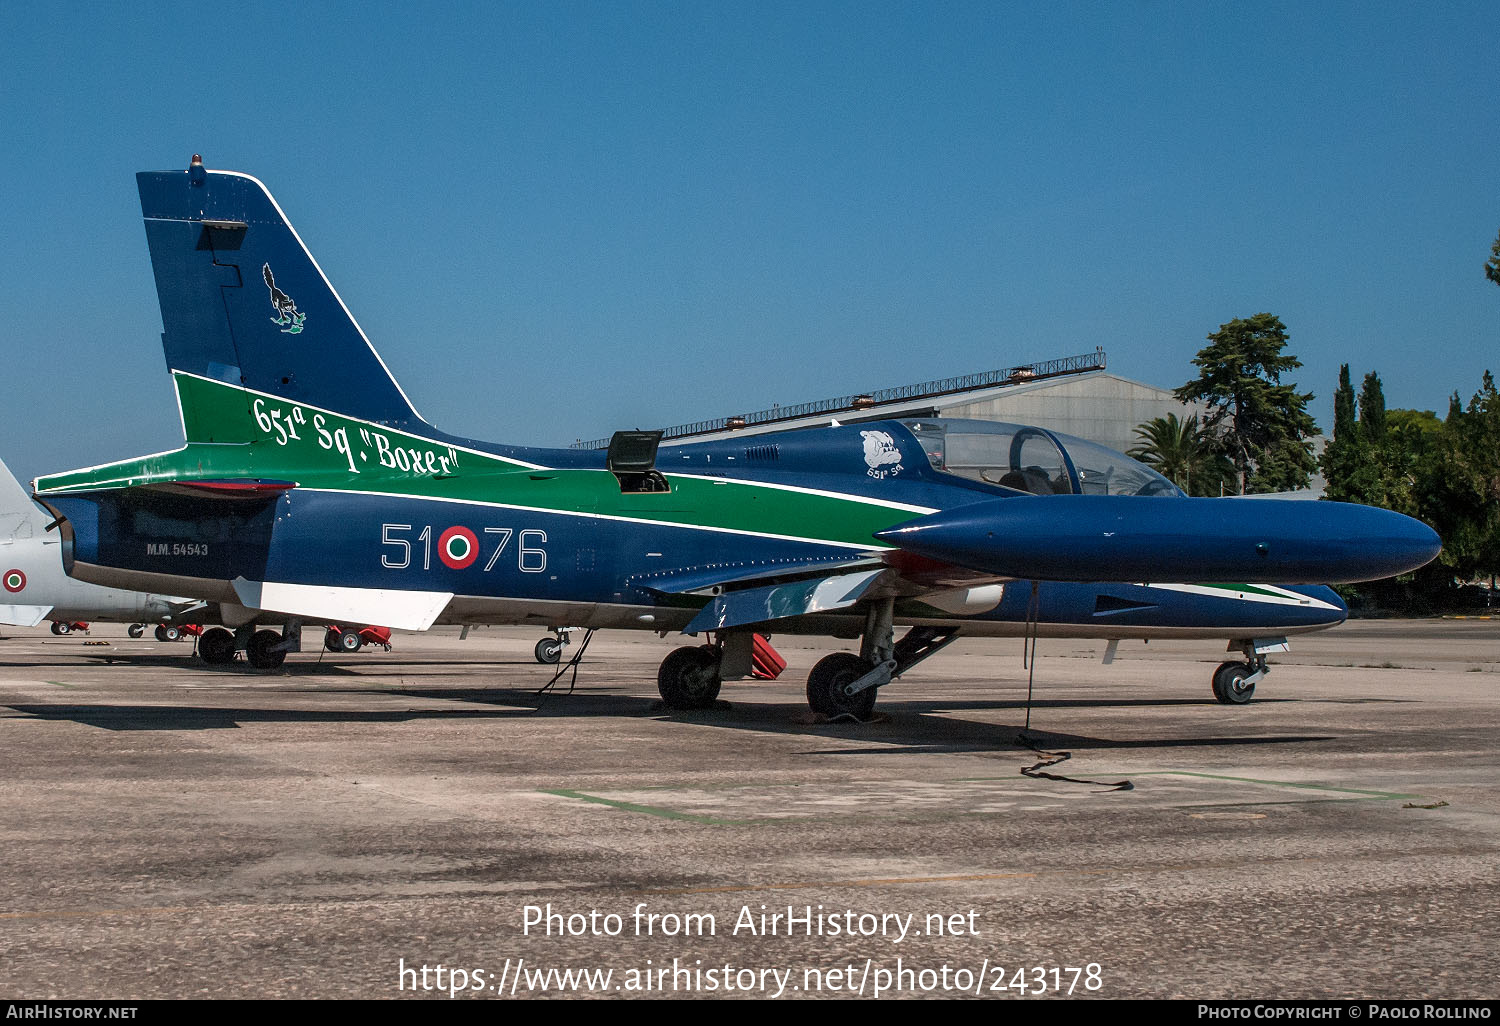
top-left (51, 622), bottom-right (68, 636)
top-left (198, 627), bottom-right (236, 665)
top-left (324, 629), bottom-right (342, 652)
top-left (1212, 660), bottom-right (1256, 705)
top-left (806, 652), bottom-right (879, 719)
top-left (339, 629), bottom-right (363, 653)
top-left (128, 623), bottom-right (145, 639)
top-left (154, 624), bottom-right (170, 642)
top-left (247, 629), bottom-right (287, 670)
top-left (657, 645), bottom-right (722, 709)
top-left (534, 637), bottom-right (563, 664)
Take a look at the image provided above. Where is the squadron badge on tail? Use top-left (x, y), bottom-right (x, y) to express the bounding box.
top-left (262, 263), bottom-right (306, 334)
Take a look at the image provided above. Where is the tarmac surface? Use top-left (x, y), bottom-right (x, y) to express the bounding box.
top-left (1, 619), bottom-right (1497, 1000)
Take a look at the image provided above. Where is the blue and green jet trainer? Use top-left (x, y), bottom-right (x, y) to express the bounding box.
top-left (33, 157), bottom-right (1440, 714)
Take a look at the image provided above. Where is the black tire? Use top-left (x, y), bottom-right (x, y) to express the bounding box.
top-left (534, 637), bottom-right (563, 664)
top-left (806, 652), bottom-right (879, 719)
top-left (51, 622), bottom-right (68, 636)
top-left (657, 645), bottom-right (722, 709)
top-left (1212, 660), bottom-right (1256, 705)
top-left (324, 629), bottom-right (342, 652)
top-left (246, 629), bottom-right (287, 670)
top-left (198, 627), bottom-right (236, 665)
top-left (128, 623), bottom-right (145, 639)
top-left (339, 629), bottom-right (363, 653)
top-left (154, 624), bottom-right (170, 642)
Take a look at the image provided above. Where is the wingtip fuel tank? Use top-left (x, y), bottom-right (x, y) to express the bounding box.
top-left (875, 495), bottom-right (1442, 585)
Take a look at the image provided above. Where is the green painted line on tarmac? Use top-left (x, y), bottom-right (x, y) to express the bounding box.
top-left (1178, 798), bottom-right (1368, 809)
top-left (44, 681), bottom-right (78, 690)
top-left (541, 789), bottom-right (757, 826)
top-left (1127, 771), bottom-right (1422, 800)
top-left (954, 770), bottom-right (1421, 801)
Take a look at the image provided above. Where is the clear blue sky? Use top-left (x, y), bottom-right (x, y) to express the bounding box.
top-left (2, 1), bottom-right (1496, 486)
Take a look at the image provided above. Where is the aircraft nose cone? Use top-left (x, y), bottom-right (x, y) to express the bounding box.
top-left (1358, 507), bottom-right (1442, 582)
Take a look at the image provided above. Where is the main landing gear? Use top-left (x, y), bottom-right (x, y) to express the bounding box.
top-left (198, 627), bottom-right (237, 665)
top-left (1210, 638), bottom-right (1287, 704)
top-left (653, 598), bottom-right (960, 718)
top-left (656, 644), bottom-right (723, 709)
top-left (804, 601), bottom-right (959, 719)
top-left (194, 624), bottom-right (301, 670)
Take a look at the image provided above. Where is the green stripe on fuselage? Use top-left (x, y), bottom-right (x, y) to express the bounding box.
top-left (33, 373), bottom-right (912, 548)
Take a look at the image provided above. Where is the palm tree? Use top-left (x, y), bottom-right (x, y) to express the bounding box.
top-left (1129, 413), bottom-right (1227, 496)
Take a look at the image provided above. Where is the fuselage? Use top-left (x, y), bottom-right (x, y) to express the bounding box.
top-left (36, 393), bottom-right (1348, 640)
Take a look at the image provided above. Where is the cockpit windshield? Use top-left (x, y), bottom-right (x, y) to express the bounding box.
top-left (901, 419), bottom-right (1184, 497)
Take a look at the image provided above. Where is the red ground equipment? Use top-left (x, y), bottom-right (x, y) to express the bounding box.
top-left (751, 634), bottom-right (786, 680)
top-left (324, 625), bottom-right (393, 653)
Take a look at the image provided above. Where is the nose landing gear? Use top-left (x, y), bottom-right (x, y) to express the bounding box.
top-left (1211, 638), bottom-right (1288, 704)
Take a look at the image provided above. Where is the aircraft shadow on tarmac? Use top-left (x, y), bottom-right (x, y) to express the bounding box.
top-left (0, 693), bottom-right (1338, 756)
top-left (0, 684), bottom-right (1337, 755)
top-left (383, 684), bottom-right (1347, 753)
top-left (1, 700), bottom-right (562, 732)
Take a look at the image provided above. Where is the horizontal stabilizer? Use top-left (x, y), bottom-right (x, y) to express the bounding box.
top-left (232, 579), bottom-right (451, 631)
top-left (143, 480), bottom-right (296, 499)
top-left (683, 568), bottom-right (887, 635)
top-left (0, 604), bottom-right (52, 628)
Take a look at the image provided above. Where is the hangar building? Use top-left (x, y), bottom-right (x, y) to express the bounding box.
top-left (577, 349), bottom-right (1205, 458)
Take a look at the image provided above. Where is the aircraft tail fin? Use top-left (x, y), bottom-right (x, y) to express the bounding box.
top-left (138, 157), bottom-right (425, 442)
top-left (0, 456), bottom-right (41, 538)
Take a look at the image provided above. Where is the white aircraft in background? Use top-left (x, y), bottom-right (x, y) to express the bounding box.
top-left (0, 455), bottom-right (201, 635)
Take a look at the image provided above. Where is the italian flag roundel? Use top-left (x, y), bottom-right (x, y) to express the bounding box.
top-left (438, 526), bottom-right (479, 570)
top-left (3, 569), bottom-right (25, 593)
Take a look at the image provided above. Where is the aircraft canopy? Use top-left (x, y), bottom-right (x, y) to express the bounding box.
top-left (901, 418), bottom-right (1184, 498)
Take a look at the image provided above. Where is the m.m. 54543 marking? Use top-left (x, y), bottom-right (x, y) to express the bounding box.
top-left (381, 524), bottom-right (548, 573)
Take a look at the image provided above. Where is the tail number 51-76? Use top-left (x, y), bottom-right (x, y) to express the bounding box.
top-left (380, 524), bottom-right (546, 573)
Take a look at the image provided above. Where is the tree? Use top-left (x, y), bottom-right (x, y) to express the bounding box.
top-left (1426, 371), bottom-right (1500, 582)
top-left (1320, 366), bottom-right (1424, 515)
top-left (1487, 228), bottom-right (1500, 288)
top-left (1359, 371), bottom-right (1387, 442)
top-left (1128, 413), bottom-right (1232, 496)
top-left (1173, 313), bottom-right (1318, 494)
top-left (1320, 364), bottom-right (1373, 504)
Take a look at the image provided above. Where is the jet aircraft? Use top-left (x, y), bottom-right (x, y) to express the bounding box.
top-left (0, 455), bottom-right (199, 633)
top-left (31, 159), bottom-right (1441, 715)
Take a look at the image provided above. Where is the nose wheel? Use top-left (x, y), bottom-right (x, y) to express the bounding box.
top-left (534, 626), bottom-right (578, 664)
top-left (1211, 647), bottom-right (1274, 704)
